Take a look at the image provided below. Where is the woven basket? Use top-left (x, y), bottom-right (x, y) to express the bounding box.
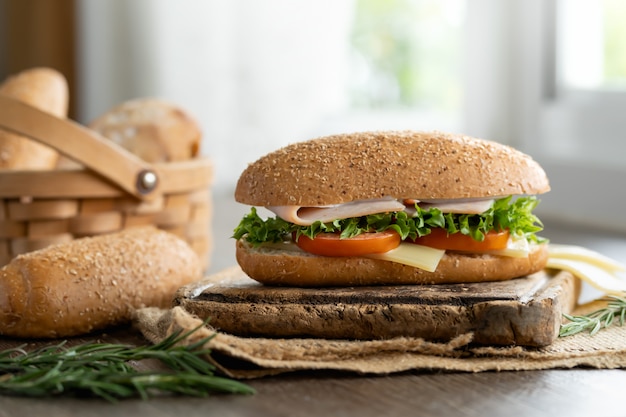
top-left (0, 95), bottom-right (213, 270)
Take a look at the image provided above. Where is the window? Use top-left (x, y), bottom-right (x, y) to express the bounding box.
top-left (465, 1), bottom-right (626, 232)
top-left (337, 0), bottom-right (466, 133)
top-left (557, 0), bottom-right (626, 91)
top-left (349, 0), bottom-right (465, 112)
top-left (542, 0), bottom-right (626, 168)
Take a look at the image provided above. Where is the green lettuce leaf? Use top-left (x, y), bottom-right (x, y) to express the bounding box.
top-left (233, 196), bottom-right (545, 246)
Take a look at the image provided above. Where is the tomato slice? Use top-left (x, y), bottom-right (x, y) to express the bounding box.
top-left (410, 228), bottom-right (510, 252)
top-left (295, 230), bottom-right (401, 257)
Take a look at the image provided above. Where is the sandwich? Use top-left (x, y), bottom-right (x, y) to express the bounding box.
top-left (175, 130), bottom-right (578, 346)
top-left (233, 130), bottom-right (550, 287)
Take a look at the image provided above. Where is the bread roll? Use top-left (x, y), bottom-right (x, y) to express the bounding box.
top-left (236, 239), bottom-right (549, 287)
top-left (87, 98), bottom-right (201, 163)
top-left (235, 130), bottom-right (550, 206)
top-left (0, 67), bottom-right (69, 169)
top-left (0, 227), bottom-right (202, 338)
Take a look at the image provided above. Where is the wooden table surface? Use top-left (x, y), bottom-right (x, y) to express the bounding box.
top-left (1, 367), bottom-right (626, 417)
top-left (2, 191), bottom-right (626, 417)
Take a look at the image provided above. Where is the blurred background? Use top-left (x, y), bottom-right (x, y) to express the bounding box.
top-left (1, 0), bottom-right (626, 238)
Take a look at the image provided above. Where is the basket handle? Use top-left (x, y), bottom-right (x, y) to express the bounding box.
top-left (0, 95), bottom-right (162, 201)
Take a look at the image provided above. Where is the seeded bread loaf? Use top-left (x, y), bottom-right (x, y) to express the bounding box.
top-left (0, 227), bottom-right (201, 338)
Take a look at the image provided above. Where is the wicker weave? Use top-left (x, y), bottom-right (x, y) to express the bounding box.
top-left (0, 95), bottom-right (213, 270)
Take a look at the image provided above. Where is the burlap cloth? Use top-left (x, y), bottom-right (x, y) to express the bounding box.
top-left (134, 298), bottom-right (626, 379)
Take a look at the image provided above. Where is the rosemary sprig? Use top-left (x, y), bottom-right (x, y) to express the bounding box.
top-left (559, 295), bottom-right (626, 337)
top-left (0, 323), bottom-right (254, 401)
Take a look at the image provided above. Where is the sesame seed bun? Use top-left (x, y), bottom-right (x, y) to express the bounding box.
top-left (235, 130), bottom-right (550, 206)
top-left (236, 239), bottom-right (549, 287)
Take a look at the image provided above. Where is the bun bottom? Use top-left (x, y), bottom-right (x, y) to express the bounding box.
top-left (236, 240), bottom-right (549, 287)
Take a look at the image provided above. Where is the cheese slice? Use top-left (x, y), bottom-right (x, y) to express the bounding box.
top-left (543, 244), bottom-right (626, 296)
top-left (548, 244), bottom-right (626, 273)
top-left (546, 257), bottom-right (626, 295)
top-left (364, 243), bottom-right (445, 272)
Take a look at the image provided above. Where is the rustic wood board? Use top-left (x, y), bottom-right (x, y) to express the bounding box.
top-left (173, 267), bottom-right (581, 347)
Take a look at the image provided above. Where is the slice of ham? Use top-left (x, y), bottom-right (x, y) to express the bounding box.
top-left (267, 197), bottom-right (496, 226)
top-left (267, 198), bottom-right (406, 226)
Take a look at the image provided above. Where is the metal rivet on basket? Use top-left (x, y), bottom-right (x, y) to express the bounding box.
top-left (136, 170), bottom-right (158, 195)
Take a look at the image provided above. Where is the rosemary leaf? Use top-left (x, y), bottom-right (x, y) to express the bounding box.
top-left (560, 295), bottom-right (626, 337)
top-left (0, 323), bottom-right (254, 401)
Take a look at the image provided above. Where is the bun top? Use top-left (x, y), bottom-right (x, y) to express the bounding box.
top-left (235, 131), bottom-right (550, 206)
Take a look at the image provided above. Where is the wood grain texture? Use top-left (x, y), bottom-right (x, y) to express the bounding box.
top-left (174, 267), bottom-right (580, 347)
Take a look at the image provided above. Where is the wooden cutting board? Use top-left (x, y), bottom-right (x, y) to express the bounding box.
top-left (173, 267), bottom-right (581, 347)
